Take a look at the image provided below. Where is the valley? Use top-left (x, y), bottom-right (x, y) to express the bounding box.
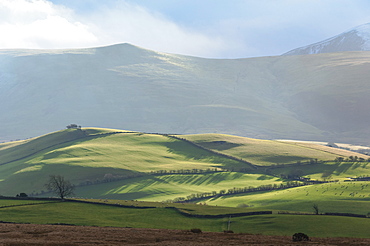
top-left (2, 4), bottom-right (370, 243)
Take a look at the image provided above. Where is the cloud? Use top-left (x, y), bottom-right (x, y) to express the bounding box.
top-left (0, 0), bottom-right (226, 57)
top-left (1, 0), bottom-right (370, 58)
top-left (79, 1), bottom-right (227, 57)
top-left (0, 0), bottom-right (97, 49)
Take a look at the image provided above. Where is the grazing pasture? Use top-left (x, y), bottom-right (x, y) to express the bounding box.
top-left (0, 199), bottom-right (369, 238)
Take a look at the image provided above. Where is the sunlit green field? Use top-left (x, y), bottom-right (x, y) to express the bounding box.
top-left (203, 182), bottom-right (370, 214)
top-left (0, 199), bottom-right (369, 238)
top-left (0, 127), bottom-right (369, 209)
top-left (180, 133), bottom-right (368, 165)
top-left (267, 160), bottom-right (370, 180)
top-left (0, 199), bottom-right (56, 207)
top-left (75, 173), bottom-right (282, 201)
top-left (0, 128), bottom-right (250, 196)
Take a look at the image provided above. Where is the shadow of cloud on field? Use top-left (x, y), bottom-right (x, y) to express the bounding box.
top-left (164, 141), bottom-right (209, 160)
top-left (257, 175), bottom-right (274, 180)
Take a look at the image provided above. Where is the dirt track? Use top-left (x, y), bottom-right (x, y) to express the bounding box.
top-left (0, 223), bottom-right (369, 245)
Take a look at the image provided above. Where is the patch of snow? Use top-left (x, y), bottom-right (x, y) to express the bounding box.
top-left (353, 23), bottom-right (370, 50)
top-left (283, 23), bottom-right (370, 55)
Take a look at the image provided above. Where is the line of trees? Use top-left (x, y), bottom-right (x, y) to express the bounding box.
top-left (165, 181), bottom-right (310, 203)
top-left (334, 156), bottom-right (370, 163)
top-left (149, 168), bottom-right (225, 175)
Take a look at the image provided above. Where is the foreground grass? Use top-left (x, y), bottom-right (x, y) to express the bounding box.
top-left (0, 200), bottom-right (369, 238)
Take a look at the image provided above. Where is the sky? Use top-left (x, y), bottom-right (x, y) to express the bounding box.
top-left (1, 0), bottom-right (370, 58)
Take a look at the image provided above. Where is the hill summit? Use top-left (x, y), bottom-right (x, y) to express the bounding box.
top-left (283, 23), bottom-right (370, 55)
top-left (2, 40), bottom-right (370, 144)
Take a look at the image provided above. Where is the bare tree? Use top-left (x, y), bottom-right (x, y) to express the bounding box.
top-left (45, 175), bottom-right (75, 200)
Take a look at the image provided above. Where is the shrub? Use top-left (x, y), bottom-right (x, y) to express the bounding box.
top-left (16, 193), bottom-right (28, 197)
top-left (292, 232), bottom-right (309, 242)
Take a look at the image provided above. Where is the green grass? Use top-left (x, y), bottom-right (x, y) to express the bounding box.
top-left (267, 161), bottom-right (370, 180)
top-left (0, 201), bottom-right (224, 231)
top-left (202, 182), bottom-right (370, 214)
top-left (74, 172), bottom-right (282, 201)
top-left (0, 129), bottom-right (250, 196)
top-left (0, 127), bottom-right (369, 208)
top-left (82, 199), bottom-right (266, 215)
top-left (180, 133), bottom-right (369, 166)
top-left (0, 199), bottom-right (56, 207)
top-left (0, 199), bottom-right (369, 238)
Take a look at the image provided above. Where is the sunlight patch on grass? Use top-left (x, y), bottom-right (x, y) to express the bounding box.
top-left (14, 165), bottom-right (43, 174)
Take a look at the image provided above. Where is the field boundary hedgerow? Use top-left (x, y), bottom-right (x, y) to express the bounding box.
top-left (66, 198), bottom-right (274, 218)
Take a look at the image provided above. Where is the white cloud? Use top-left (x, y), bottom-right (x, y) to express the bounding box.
top-left (81, 2), bottom-right (226, 57)
top-left (1, 0), bottom-right (370, 58)
top-left (0, 0), bottom-right (226, 57)
top-left (0, 0), bottom-right (97, 49)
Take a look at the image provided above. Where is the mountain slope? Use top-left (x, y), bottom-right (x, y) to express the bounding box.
top-left (0, 128), bottom-right (368, 199)
top-left (283, 23), bottom-right (370, 55)
top-left (1, 44), bottom-right (370, 144)
top-left (179, 133), bottom-right (369, 166)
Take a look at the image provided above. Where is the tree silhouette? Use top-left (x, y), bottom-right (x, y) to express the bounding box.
top-left (45, 175), bottom-right (75, 200)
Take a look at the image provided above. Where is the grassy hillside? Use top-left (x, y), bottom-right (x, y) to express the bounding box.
top-left (0, 128), bottom-right (253, 196)
top-left (202, 182), bottom-right (370, 212)
top-left (179, 133), bottom-right (369, 166)
top-left (75, 172), bottom-right (282, 201)
top-left (1, 127), bottom-right (369, 239)
top-left (0, 127), bottom-right (369, 205)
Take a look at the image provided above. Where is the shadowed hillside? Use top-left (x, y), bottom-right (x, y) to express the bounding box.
top-left (1, 44), bottom-right (370, 144)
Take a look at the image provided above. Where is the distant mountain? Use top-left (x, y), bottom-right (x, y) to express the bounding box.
top-left (1, 43), bottom-right (370, 144)
top-left (283, 23), bottom-right (370, 55)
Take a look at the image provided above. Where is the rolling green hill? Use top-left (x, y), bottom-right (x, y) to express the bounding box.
top-left (179, 133), bottom-right (369, 165)
top-left (202, 182), bottom-right (370, 213)
top-left (0, 127), bottom-right (369, 205)
top-left (0, 127), bottom-right (369, 239)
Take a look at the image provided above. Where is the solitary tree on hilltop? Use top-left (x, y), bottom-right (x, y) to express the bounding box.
top-left (66, 124), bottom-right (81, 129)
top-left (45, 175), bottom-right (75, 200)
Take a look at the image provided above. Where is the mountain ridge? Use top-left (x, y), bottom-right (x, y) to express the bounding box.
top-left (283, 23), bottom-right (370, 55)
top-left (1, 43), bottom-right (370, 144)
